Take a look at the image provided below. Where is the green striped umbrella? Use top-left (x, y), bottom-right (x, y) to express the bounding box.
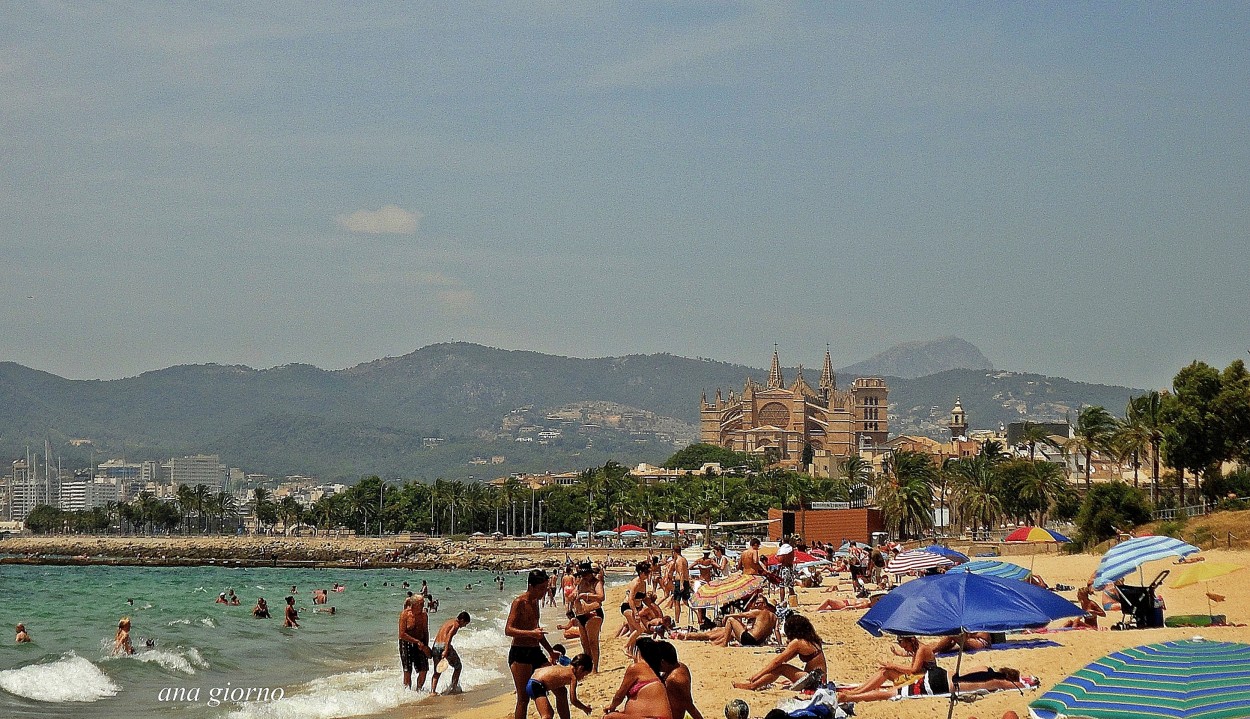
top-left (1030, 639), bottom-right (1250, 719)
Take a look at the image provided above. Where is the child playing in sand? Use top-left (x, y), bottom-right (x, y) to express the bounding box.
top-left (525, 653), bottom-right (594, 719)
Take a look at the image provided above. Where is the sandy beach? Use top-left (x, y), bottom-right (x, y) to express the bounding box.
top-left (449, 548), bottom-right (1250, 719)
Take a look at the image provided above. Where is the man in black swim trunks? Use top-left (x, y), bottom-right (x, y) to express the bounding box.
top-left (506, 569), bottom-right (555, 719)
top-left (399, 595), bottom-right (431, 690)
top-left (668, 544), bottom-right (692, 624)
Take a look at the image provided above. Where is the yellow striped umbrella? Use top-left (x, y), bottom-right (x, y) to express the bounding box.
top-left (688, 573), bottom-right (766, 609)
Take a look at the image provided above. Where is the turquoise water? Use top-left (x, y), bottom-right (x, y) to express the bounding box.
top-left (0, 565), bottom-right (517, 719)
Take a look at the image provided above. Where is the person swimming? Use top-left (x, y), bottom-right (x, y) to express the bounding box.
top-left (15, 623), bottom-right (31, 643)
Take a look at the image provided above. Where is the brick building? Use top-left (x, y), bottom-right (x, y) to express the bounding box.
top-left (767, 506), bottom-right (885, 545)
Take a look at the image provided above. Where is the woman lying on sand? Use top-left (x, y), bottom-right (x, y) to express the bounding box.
top-left (732, 614), bottom-right (825, 691)
top-left (840, 664), bottom-right (1037, 702)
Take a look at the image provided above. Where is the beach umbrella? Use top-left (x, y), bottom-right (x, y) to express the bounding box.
top-left (614, 524), bottom-right (646, 533)
top-left (620, 530), bottom-right (645, 538)
top-left (532, 531), bottom-right (550, 538)
top-left (1093, 536), bottom-right (1200, 589)
top-left (595, 530), bottom-right (618, 538)
top-left (471, 531), bottom-right (486, 537)
top-left (1005, 526), bottom-right (1072, 543)
top-left (653, 530), bottom-right (674, 537)
top-left (860, 572), bottom-right (1085, 719)
top-left (947, 559), bottom-right (1033, 582)
top-left (688, 573), bottom-right (767, 609)
top-left (810, 548), bottom-right (828, 558)
top-left (556, 532), bottom-right (573, 538)
top-left (1029, 639), bottom-right (1250, 719)
top-left (1172, 562), bottom-right (1244, 618)
top-left (859, 571), bottom-right (1084, 637)
top-left (920, 544), bottom-right (970, 563)
top-left (885, 549), bottom-right (954, 575)
top-left (766, 550), bottom-right (827, 566)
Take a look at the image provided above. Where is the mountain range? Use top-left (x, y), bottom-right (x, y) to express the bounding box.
top-left (0, 338), bottom-right (1142, 482)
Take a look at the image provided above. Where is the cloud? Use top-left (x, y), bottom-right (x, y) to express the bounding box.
top-left (335, 205), bottom-right (421, 235)
top-left (437, 288), bottom-right (477, 313)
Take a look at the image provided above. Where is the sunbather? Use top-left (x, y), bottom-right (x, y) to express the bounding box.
top-left (732, 614), bottom-right (826, 691)
top-left (929, 631), bottom-right (992, 653)
top-left (838, 635), bottom-right (940, 702)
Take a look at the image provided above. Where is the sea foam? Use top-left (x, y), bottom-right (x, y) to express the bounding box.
top-left (0, 653), bottom-right (120, 703)
top-left (227, 652), bottom-right (502, 719)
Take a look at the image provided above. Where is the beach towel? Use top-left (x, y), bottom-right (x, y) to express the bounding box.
top-left (777, 688), bottom-right (853, 718)
top-left (889, 682), bottom-right (1039, 702)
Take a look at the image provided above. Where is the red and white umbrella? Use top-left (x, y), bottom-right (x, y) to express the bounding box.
top-left (885, 549), bottom-right (955, 575)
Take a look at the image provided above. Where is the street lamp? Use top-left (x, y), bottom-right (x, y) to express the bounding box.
top-left (538, 500), bottom-right (546, 534)
top-left (511, 501), bottom-right (516, 536)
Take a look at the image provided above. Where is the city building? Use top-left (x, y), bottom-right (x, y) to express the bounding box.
top-left (167, 454), bottom-right (228, 491)
top-left (700, 347), bottom-right (889, 473)
top-left (58, 478), bottom-right (121, 511)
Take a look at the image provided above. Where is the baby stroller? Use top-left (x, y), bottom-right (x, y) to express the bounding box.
top-left (1112, 569), bottom-right (1168, 629)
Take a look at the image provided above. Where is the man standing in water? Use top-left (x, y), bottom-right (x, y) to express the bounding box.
top-left (399, 595), bottom-right (431, 690)
top-left (507, 569), bottom-right (556, 719)
top-left (430, 611), bottom-right (471, 695)
top-left (668, 544), bottom-right (692, 624)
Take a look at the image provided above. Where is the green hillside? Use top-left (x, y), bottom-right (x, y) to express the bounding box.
top-left (0, 342), bottom-right (1143, 481)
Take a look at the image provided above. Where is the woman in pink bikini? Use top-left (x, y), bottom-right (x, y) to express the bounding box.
top-left (605, 637), bottom-right (672, 719)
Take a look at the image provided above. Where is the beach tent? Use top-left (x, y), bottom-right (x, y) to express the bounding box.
top-left (1093, 536), bottom-right (1200, 588)
top-left (653, 521), bottom-right (708, 532)
top-left (860, 572), bottom-right (1085, 719)
top-left (1030, 639), bottom-right (1250, 719)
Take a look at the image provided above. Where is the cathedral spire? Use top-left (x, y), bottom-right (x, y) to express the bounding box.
top-left (815, 345), bottom-right (835, 390)
top-left (767, 344), bottom-right (784, 389)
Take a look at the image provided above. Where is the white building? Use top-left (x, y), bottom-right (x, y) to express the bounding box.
top-left (59, 478), bottom-right (121, 511)
top-left (167, 455), bottom-right (227, 491)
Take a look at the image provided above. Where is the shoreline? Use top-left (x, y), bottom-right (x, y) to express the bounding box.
top-left (0, 535), bottom-right (656, 571)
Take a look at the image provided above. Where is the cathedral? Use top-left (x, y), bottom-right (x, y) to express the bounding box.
top-left (699, 348), bottom-right (889, 472)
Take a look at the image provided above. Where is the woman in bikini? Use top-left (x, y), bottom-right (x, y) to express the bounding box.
top-left (838, 635), bottom-right (941, 702)
top-left (572, 562), bottom-right (606, 672)
top-left (841, 665), bottom-right (1037, 702)
top-left (733, 614), bottom-right (826, 691)
top-left (605, 637), bottom-right (673, 719)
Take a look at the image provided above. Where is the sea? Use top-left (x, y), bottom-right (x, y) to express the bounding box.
top-left (0, 564), bottom-right (521, 719)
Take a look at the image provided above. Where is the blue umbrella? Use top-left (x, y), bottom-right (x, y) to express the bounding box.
top-left (1094, 536), bottom-right (1200, 589)
top-left (947, 559), bottom-right (1032, 582)
top-left (860, 573), bottom-right (1085, 719)
top-left (595, 530), bottom-right (618, 537)
top-left (653, 530), bottom-right (674, 537)
top-left (921, 544), bottom-right (970, 564)
top-left (859, 572), bottom-right (1085, 636)
top-left (555, 532), bottom-right (573, 538)
top-left (620, 530), bottom-right (645, 538)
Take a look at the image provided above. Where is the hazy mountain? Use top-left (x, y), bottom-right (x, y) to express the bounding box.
top-left (838, 336), bottom-right (993, 379)
top-left (0, 341), bottom-right (1141, 481)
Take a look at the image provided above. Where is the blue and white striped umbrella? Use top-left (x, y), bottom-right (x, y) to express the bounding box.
top-left (1093, 536), bottom-right (1200, 589)
top-left (947, 559), bottom-right (1032, 582)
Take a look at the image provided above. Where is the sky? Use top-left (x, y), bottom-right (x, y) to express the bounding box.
top-left (2, 2), bottom-right (1248, 390)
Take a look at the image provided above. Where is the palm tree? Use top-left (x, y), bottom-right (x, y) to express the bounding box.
top-left (1127, 391), bottom-right (1167, 504)
top-left (1064, 405), bottom-right (1118, 490)
top-left (1010, 460), bottom-right (1067, 526)
top-left (214, 492), bottom-right (237, 533)
top-left (252, 487), bottom-right (272, 534)
top-left (948, 453), bottom-right (1002, 539)
top-left (193, 484), bottom-right (211, 533)
top-left (875, 450), bottom-right (937, 538)
top-left (1017, 421), bottom-right (1055, 462)
top-left (175, 485), bottom-right (196, 534)
top-left (278, 496), bottom-right (302, 532)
